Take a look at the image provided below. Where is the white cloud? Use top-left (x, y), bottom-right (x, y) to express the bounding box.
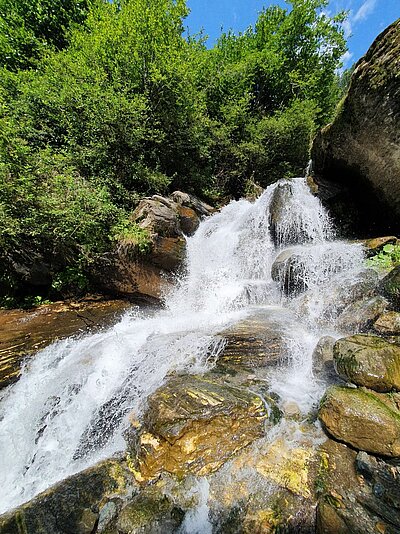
top-left (342, 17), bottom-right (353, 38)
top-left (353, 0), bottom-right (377, 22)
top-left (342, 50), bottom-right (354, 66)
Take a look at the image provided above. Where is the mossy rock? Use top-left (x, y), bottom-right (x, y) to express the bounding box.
top-left (379, 265), bottom-right (400, 309)
top-left (0, 458), bottom-right (136, 534)
top-left (319, 386), bottom-right (400, 456)
top-left (334, 334), bottom-right (400, 391)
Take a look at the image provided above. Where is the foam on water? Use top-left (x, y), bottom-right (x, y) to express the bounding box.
top-left (0, 177), bottom-right (366, 513)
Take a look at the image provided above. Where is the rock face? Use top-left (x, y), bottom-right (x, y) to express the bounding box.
top-left (312, 336), bottom-right (336, 379)
top-left (317, 439), bottom-right (400, 534)
top-left (312, 20), bottom-right (400, 234)
top-left (0, 298), bottom-right (131, 390)
top-left (271, 249), bottom-right (307, 296)
top-left (130, 374), bottom-right (270, 481)
top-left (216, 307), bottom-right (295, 372)
top-left (94, 191), bottom-right (214, 299)
top-left (334, 334), bottom-right (400, 392)
top-left (319, 386), bottom-right (400, 456)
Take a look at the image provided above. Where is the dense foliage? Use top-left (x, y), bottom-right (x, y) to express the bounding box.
top-left (0, 0), bottom-right (348, 303)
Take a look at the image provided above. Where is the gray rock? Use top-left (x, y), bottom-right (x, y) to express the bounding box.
top-left (336, 295), bottom-right (388, 332)
top-left (312, 20), bottom-right (400, 229)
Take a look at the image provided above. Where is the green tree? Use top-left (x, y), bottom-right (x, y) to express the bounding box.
top-left (0, 0), bottom-right (93, 70)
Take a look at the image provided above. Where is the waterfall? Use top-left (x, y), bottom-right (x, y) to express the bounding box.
top-left (0, 178), bottom-right (366, 514)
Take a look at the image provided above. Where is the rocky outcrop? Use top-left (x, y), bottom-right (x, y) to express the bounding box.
top-left (317, 439), bottom-right (400, 534)
top-left (94, 192), bottom-right (214, 300)
top-left (0, 298), bottom-right (131, 390)
top-left (271, 249), bottom-right (308, 297)
top-left (312, 336), bottom-right (336, 379)
top-left (319, 386), bottom-right (400, 456)
top-left (129, 374), bottom-right (271, 481)
top-left (216, 307), bottom-right (295, 372)
top-left (0, 457), bottom-right (136, 534)
top-left (312, 20), bottom-right (400, 234)
top-left (333, 334), bottom-right (400, 392)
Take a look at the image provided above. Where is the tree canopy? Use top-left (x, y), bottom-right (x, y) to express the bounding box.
top-left (0, 0), bottom-right (348, 303)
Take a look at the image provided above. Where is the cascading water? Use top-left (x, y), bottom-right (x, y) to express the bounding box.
top-left (0, 177), bottom-right (366, 515)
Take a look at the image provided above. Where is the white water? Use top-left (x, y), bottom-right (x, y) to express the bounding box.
top-left (0, 178), bottom-right (366, 514)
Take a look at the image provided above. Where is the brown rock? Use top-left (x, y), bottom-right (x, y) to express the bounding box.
top-left (0, 458), bottom-right (135, 534)
top-left (334, 334), bottom-right (400, 392)
top-left (319, 386), bottom-right (400, 456)
top-left (316, 439), bottom-right (400, 534)
top-left (374, 311), bottom-right (400, 335)
top-left (130, 374), bottom-right (270, 480)
top-left (0, 298), bottom-right (131, 390)
top-left (336, 295), bottom-right (388, 333)
top-left (216, 307), bottom-right (294, 372)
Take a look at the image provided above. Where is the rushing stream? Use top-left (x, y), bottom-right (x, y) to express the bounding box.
top-left (0, 177), bottom-right (366, 515)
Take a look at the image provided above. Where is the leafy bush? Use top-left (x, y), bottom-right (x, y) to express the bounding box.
top-left (366, 244), bottom-right (400, 271)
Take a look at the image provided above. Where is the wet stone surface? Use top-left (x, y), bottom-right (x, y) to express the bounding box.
top-left (0, 298), bottom-right (133, 390)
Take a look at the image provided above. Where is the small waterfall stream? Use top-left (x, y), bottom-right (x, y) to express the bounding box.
top-left (0, 177), bottom-right (366, 515)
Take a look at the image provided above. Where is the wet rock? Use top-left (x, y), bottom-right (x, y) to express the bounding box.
top-left (116, 490), bottom-right (184, 534)
top-left (334, 334), bottom-right (400, 391)
top-left (374, 311), bottom-right (400, 335)
top-left (129, 374), bottom-right (271, 481)
top-left (316, 439), bottom-right (400, 534)
top-left (378, 265), bottom-right (400, 309)
top-left (312, 20), bottom-right (400, 231)
top-left (336, 295), bottom-right (388, 333)
top-left (132, 196), bottom-right (181, 237)
top-left (312, 336), bottom-right (335, 378)
top-left (0, 458), bottom-right (136, 534)
top-left (269, 181), bottom-right (297, 246)
top-left (0, 298), bottom-right (132, 390)
top-left (216, 307), bottom-right (294, 372)
top-left (170, 190), bottom-right (215, 219)
top-left (271, 249), bottom-right (308, 297)
top-left (212, 420), bottom-right (325, 533)
top-left (356, 451), bottom-right (400, 529)
top-left (319, 386), bottom-right (400, 456)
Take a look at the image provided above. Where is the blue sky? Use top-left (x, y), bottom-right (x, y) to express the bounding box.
top-left (186, 0), bottom-right (399, 70)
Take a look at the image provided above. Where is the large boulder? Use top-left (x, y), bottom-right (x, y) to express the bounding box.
top-left (93, 192), bottom-right (214, 299)
top-left (374, 311), bottom-right (400, 335)
top-left (129, 374), bottom-right (271, 481)
top-left (0, 458), bottom-right (136, 534)
top-left (271, 249), bottom-right (308, 297)
top-left (312, 20), bottom-right (400, 234)
top-left (216, 307), bottom-right (296, 372)
top-left (333, 334), bottom-right (400, 391)
top-left (319, 386), bottom-right (400, 456)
